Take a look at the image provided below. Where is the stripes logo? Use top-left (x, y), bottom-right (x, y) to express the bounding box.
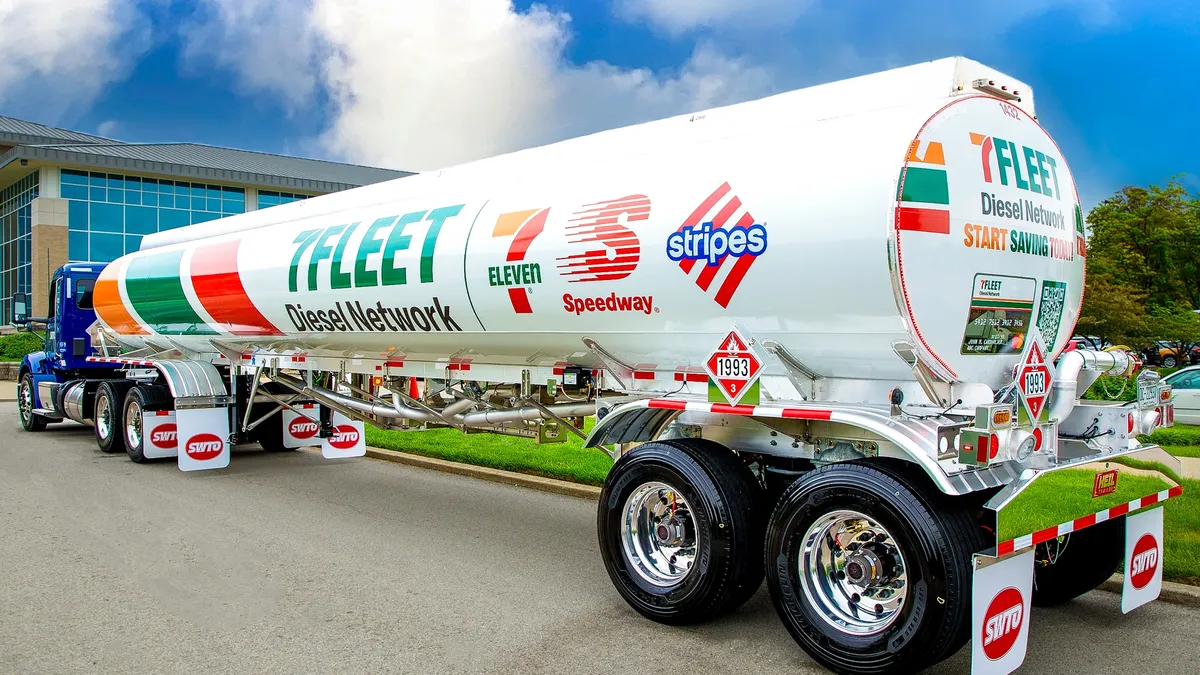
top-left (671, 183), bottom-right (766, 309)
top-left (556, 195), bottom-right (648, 283)
top-left (490, 208), bottom-right (551, 314)
top-left (896, 140), bottom-right (951, 235)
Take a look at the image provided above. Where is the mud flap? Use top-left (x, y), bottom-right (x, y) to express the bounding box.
top-left (321, 411), bottom-right (365, 459)
top-left (176, 407), bottom-right (231, 471)
top-left (1122, 506), bottom-right (1165, 613)
top-left (282, 403), bottom-right (320, 448)
top-left (972, 549), bottom-right (1034, 675)
top-left (142, 410), bottom-right (178, 459)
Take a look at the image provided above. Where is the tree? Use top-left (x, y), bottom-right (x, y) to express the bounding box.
top-left (1145, 304), bottom-right (1200, 363)
top-left (1075, 274), bottom-right (1148, 347)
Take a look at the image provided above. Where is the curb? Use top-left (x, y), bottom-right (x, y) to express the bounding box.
top-left (364, 447), bottom-right (602, 500)
top-left (1098, 573), bottom-right (1200, 608)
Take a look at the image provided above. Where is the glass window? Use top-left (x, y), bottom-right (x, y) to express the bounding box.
top-left (89, 172), bottom-right (107, 187)
top-left (108, 189), bottom-right (125, 204)
top-left (1170, 372), bottom-right (1200, 390)
top-left (74, 278), bottom-right (95, 309)
top-left (142, 192), bottom-right (158, 207)
top-left (107, 176), bottom-right (124, 190)
top-left (61, 169), bottom-right (88, 185)
top-left (68, 230), bottom-right (88, 261)
top-left (68, 200), bottom-right (88, 230)
top-left (207, 198), bottom-right (221, 212)
top-left (125, 235), bottom-right (142, 254)
top-left (191, 211), bottom-right (219, 225)
top-left (125, 206), bottom-right (157, 234)
top-left (126, 190), bottom-right (141, 205)
top-left (160, 209), bottom-right (189, 230)
top-left (61, 183), bottom-right (88, 200)
top-left (90, 186), bottom-right (106, 201)
top-left (89, 232), bottom-right (124, 262)
top-left (89, 202), bottom-right (123, 233)
top-left (222, 200), bottom-right (244, 214)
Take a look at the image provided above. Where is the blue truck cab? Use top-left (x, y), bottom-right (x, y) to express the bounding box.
top-left (15, 263), bottom-right (122, 430)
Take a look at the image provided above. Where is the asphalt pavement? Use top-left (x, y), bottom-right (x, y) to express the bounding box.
top-left (1, 406), bottom-right (1197, 674)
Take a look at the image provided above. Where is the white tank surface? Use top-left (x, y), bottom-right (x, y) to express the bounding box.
top-left (94, 57), bottom-right (1084, 390)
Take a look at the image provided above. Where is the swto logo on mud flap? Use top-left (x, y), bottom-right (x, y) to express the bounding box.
top-left (668, 183), bottom-right (768, 309)
top-left (184, 433), bottom-right (224, 461)
top-left (1130, 534), bottom-right (1160, 590)
top-left (150, 424), bottom-right (177, 449)
top-left (289, 417), bottom-right (319, 439)
top-left (982, 586), bottom-right (1024, 660)
top-left (328, 425), bottom-right (361, 450)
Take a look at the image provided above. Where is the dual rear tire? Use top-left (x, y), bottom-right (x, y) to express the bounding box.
top-left (599, 445), bottom-right (985, 674)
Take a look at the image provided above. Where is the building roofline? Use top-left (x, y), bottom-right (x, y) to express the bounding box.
top-left (0, 145), bottom-right (412, 193)
top-left (30, 141), bottom-right (403, 175)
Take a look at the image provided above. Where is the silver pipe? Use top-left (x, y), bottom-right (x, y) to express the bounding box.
top-left (1047, 349), bottom-right (1134, 422)
top-left (272, 373), bottom-right (593, 428)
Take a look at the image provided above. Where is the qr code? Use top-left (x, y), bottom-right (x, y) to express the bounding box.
top-left (1037, 281), bottom-right (1067, 341)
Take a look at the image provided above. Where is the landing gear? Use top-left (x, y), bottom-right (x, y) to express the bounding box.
top-left (597, 438), bottom-right (764, 625)
top-left (764, 463), bottom-right (982, 674)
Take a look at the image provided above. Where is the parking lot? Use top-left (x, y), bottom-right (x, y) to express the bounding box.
top-left (1, 407), bottom-right (1197, 674)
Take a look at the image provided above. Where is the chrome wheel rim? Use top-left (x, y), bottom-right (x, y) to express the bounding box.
top-left (798, 510), bottom-right (908, 636)
top-left (125, 400), bottom-right (142, 449)
top-left (96, 393), bottom-right (112, 440)
top-left (620, 481), bottom-right (698, 587)
top-left (18, 380), bottom-right (33, 423)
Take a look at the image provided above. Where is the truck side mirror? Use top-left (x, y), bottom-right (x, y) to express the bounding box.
top-left (10, 292), bottom-right (29, 325)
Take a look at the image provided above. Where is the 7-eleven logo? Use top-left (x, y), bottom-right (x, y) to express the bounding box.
top-left (667, 183), bottom-right (768, 309)
top-left (489, 208), bottom-right (551, 314)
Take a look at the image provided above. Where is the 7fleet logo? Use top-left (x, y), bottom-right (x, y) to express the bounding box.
top-left (970, 130), bottom-right (1062, 200)
top-left (981, 586), bottom-right (1024, 661)
top-left (668, 182), bottom-right (768, 308)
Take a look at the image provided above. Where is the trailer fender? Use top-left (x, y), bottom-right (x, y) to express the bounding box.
top-left (587, 397), bottom-right (1017, 496)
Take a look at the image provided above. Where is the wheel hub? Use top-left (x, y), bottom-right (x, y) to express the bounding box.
top-left (798, 510), bottom-right (908, 635)
top-left (620, 482), bottom-right (698, 587)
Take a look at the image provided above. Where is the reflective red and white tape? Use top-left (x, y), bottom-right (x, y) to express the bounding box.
top-left (86, 356), bottom-right (156, 367)
top-left (997, 485), bottom-right (1184, 556)
top-left (646, 398), bottom-right (833, 420)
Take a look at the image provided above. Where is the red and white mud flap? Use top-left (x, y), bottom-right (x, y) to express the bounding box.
top-left (142, 410), bottom-right (178, 459)
top-left (972, 549), bottom-right (1034, 675)
top-left (282, 403), bottom-right (320, 448)
top-left (320, 412), bottom-right (365, 459)
top-left (175, 407), bottom-right (231, 471)
top-left (1122, 506), bottom-right (1165, 613)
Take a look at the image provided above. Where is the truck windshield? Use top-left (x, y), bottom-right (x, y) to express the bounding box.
top-left (75, 278), bottom-right (95, 309)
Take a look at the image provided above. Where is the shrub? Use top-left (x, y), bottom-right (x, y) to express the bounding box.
top-left (0, 332), bottom-right (43, 361)
top-left (1082, 374), bottom-right (1137, 401)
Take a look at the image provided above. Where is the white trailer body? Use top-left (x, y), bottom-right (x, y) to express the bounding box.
top-left (27, 57), bottom-right (1178, 675)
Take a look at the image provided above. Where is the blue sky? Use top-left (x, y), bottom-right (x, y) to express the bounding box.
top-left (1, 0), bottom-right (1196, 210)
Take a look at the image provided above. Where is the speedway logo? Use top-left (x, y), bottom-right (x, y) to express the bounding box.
top-left (669, 183), bottom-right (767, 309)
top-left (981, 586), bottom-right (1024, 660)
top-left (488, 196), bottom-right (651, 314)
top-left (184, 433), bottom-right (224, 461)
top-left (563, 292), bottom-right (654, 316)
top-left (150, 424), bottom-right (177, 449)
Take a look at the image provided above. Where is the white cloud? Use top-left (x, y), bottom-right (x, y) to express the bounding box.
top-left (184, 0), bottom-right (776, 171)
top-left (613, 0), bottom-right (813, 34)
top-left (96, 119), bottom-right (120, 138)
top-left (0, 0), bottom-right (149, 123)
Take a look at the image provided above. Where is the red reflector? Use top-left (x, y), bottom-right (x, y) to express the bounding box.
top-left (1033, 427), bottom-right (1043, 451)
top-left (1128, 414), bottom-right (1135, 434)
top-left (989, 433), bottom-right (1000, 460)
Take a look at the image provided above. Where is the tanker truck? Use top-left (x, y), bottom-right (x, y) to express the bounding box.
top-left (12, 57), bottom-right (1185, 674)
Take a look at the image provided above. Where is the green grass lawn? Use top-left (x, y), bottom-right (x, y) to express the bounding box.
top-left (365, 421), bottom-right (614, 486)
top-left (1163, 445), bottom-right (1200, 458)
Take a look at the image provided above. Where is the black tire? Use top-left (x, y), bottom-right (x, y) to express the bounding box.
top-left (765, 462), bottom-right (984, 675)
top-left (597, 439), bottom-right (764, 625)
top-left (18, 373), bottom-right (48, 432)
top-left (123, 385), bottom-right (174, 463)
top-left (1031, 516), bottom-right (1125, 607)
top-left (254, 404), bottom-right (292, 452)
top-left (95, 380), bottom-right (135, 454)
